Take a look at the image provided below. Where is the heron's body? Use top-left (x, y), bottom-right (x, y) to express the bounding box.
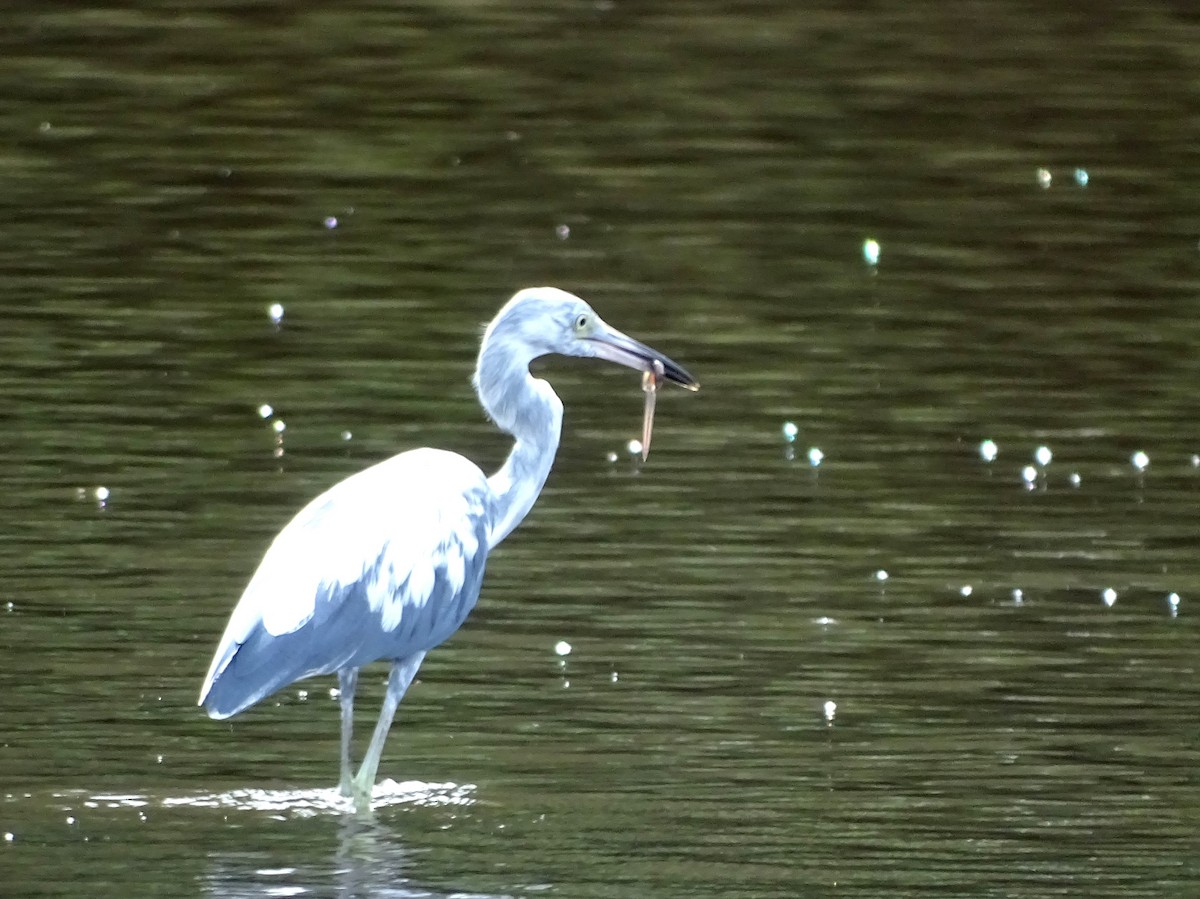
top-left (200, 449), bottom-right (492, 719)
top-left (199, 287), bottom-right (696, 811)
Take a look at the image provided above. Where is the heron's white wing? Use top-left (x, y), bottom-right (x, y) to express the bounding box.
top-left (200, 448), bottom-right (492, 707)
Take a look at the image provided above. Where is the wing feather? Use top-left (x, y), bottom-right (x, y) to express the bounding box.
top-left (200, 448), bottom-right (493, 718)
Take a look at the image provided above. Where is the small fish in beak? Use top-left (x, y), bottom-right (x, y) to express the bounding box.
top-left (640, 358), bottom-right (664, 461)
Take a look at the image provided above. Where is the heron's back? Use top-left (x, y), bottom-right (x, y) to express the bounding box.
top-left (200, 448), bottom-right (493, 719)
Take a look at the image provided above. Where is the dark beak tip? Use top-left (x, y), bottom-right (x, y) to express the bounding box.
top-left (655, 357), bottom-right (698, 392)
top-left (667, 368), bottom-right (700, 391)
top-left (669, 375), bottom-right (699, 392)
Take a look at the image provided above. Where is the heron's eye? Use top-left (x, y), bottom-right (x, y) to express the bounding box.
top-left (574, 313), bottom-right (589, 332)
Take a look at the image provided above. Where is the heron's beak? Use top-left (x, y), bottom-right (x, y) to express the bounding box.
top-left (585, 325), bottom-right (700, 391)
top-left (585, 321), bottom-right (698, 462)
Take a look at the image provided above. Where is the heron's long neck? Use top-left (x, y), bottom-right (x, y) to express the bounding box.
top-left (476, 356), bottom-right (563, 549)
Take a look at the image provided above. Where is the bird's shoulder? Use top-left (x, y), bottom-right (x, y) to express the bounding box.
top-left (240, 448), bottom-right (493, 637)
top-left (272, 447), bottom-right (490, 562)
top-left (297, 447), bottom-right (487, 521)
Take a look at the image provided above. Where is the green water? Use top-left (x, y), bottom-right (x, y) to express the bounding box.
top-left (1, 2), bottom-right (1198, 897)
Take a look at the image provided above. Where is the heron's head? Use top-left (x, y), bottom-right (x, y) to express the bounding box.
top-left (485, 286), bottom-right (699, 389)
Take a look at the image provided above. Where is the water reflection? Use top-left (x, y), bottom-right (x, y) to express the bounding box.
top-left (204, 816), bottom-right (515, 899)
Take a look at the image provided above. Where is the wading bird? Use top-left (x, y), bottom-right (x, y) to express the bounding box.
top-left (199, 287), bottom-right (698, 810)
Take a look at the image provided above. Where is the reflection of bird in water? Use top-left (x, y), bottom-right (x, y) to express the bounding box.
top-left (199, 287), bottom-right (699, 810)
top-left (203, 815), bottom-right (514, 898)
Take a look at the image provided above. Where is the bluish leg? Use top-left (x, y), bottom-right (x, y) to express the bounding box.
top-left (351, 653), bottom-right (426, 811)
top-left (338, 668), bottom-right (359, 797)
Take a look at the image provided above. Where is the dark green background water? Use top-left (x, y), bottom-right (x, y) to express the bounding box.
top-left (1, 2), bottom-right (1197, 896)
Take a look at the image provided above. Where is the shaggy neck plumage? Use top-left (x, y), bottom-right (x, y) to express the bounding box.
top-left (474, 328), bottom-right (563, 549)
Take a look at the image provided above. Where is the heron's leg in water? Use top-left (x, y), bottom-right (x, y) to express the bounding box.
top-left (337, 668), bottom-right (359, 796)
top-left (352, 652), bottom-right (426, 807)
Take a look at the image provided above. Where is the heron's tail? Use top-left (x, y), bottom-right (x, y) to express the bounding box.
top-left (198, 625), bottom-right (332, 719)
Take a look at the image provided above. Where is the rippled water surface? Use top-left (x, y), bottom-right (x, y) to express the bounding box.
top-left (2, 2), bottom-right (1198, 897)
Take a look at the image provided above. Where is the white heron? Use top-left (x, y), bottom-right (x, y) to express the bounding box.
top-left (198, 286), bottom-right (698, 810)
